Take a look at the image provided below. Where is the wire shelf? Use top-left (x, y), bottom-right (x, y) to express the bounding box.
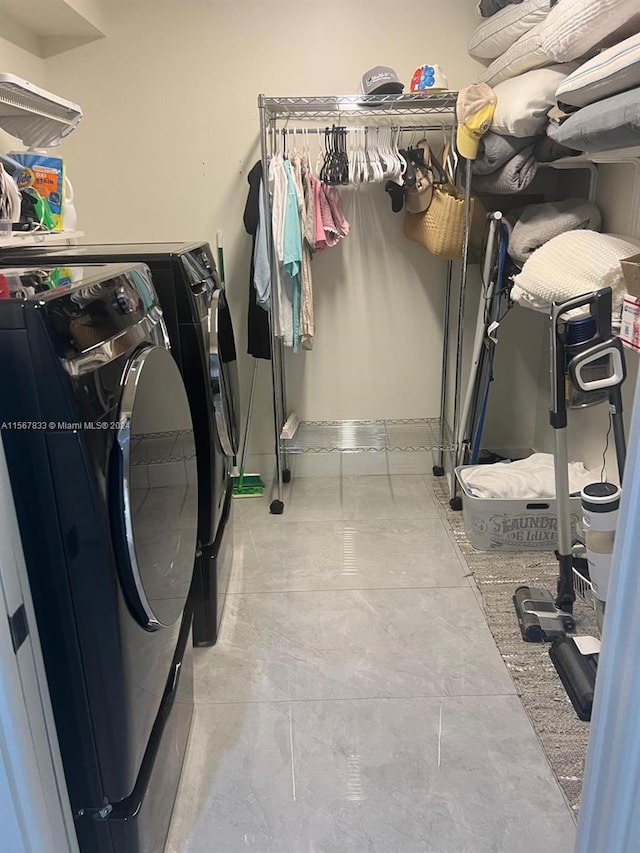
top-left (281, 418), bottom-right (453, 454)
top-left (260, 93), bottom-right (457, 121)
top-left (0, 73), bottom-right (82, 147)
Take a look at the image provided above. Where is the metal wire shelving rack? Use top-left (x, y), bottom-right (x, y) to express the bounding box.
top-left (258, 93), bottom-right (473, 513)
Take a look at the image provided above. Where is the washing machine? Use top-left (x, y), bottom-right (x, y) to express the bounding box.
top-left (0, 263), bottom-right (197, 853)
top-left (1, 242), bottom-right (240, 646)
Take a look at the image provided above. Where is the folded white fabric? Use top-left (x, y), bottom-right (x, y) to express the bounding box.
top-left (459, 453), bottom-right (599, 499)
top-left (511, 230), bottom-right (640, 316)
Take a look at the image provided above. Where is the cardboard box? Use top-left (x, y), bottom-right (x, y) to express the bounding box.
top-left (620, 294), bottom-right (640, 353)
top-left (620, 253), bottom-right (640, 297)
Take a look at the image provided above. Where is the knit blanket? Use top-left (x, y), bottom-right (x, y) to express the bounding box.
top-left (511, 230), bottom-right (640, 315)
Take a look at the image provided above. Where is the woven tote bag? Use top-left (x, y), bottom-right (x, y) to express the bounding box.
top-left (403, 149), bottom-right (473, 260)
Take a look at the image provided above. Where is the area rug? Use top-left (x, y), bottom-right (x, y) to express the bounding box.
top-left (432, 475), bottom-right (597, 815)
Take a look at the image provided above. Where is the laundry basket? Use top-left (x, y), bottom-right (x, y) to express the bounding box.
top-left (455, 466), bottom-right (582, 551)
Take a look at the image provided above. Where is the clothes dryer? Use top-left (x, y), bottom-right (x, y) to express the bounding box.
top-left (0, 263), bottom-right (196, 853)
top-left (0, 242), bottom-right (240, 645)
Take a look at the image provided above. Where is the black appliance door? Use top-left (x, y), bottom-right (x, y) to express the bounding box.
top-left (209, 287), bottom-right (240, 458)
top-left (114, 345), bottom-right (198, 630)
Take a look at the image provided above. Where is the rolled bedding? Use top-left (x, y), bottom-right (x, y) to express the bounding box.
top-left (505, 198), bottom-right (601, 263)
top-left (472, 143), bottom-right (538, 193)
top-left (472, 132), bottom-right (537, 175)
top-left (511, 230), bottom-right (640, 316)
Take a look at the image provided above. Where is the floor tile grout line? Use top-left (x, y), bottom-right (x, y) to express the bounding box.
top-left (190, 692), bottom-right (520, 707)
top-left (224, 584), bottom-right (475, 596)
top-left (240, 516), bottom-right (444, 524)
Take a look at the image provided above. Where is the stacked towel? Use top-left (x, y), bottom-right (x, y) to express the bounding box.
top-left (505, 198), bottom-right (601, 262)
top-left (472, 141), bottom-right (538, 194)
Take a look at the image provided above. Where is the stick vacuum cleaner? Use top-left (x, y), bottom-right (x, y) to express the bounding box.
top-left (514, 288), bottom-right (626, 649)
top-left (549, 290), bottom-right (626, 721)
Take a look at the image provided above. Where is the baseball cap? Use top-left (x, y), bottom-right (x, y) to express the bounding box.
top-left (410, 65), bottom-right (449, 93)
top-left (456, 83), bottom-right (496, 160)
top-left (359, 66), bottom-right (404, 96)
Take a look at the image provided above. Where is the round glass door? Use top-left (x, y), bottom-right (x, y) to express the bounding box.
top-left (209, 288), bottom-right (240, 457)
top-left (115, 345), bottom-right (198, 630)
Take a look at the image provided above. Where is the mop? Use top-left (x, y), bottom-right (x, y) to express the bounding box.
top-left (214, 229), bottom-right (264, 499)
top-left (232, 358), bottom-right (265, 498)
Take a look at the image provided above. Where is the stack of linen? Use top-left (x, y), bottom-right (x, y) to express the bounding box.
top-left (467, 0), bottom-right (640, 192)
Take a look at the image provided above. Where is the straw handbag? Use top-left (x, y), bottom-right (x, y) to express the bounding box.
top-left (403, 148), bottom-right (473, 260)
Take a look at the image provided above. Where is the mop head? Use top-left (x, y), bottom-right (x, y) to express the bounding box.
top-left (232, 471), bottom-right (265, 499)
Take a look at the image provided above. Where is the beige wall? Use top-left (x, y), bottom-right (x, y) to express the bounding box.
top-left (43, 0), bottom-right (485, 472)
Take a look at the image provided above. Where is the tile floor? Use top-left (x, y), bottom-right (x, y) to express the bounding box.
top-left (167, 474), bottom-right (576, 853)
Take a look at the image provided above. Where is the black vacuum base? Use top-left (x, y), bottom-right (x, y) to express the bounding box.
top-left (549, 636), bottom-right (598, 722)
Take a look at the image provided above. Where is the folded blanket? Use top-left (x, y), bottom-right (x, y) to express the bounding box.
top-left (472, 132), bottom-right (536, 176)
top-left (460, 453), bottom-right (598, 499)
top-left (506, 198), bottom-right (601, 263)
top-left (472, 144), bottom-right (538, 194)
top-left (511, 230), bottom-right (640, 316)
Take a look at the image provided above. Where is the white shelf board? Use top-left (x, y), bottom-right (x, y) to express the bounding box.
top-left (0, 230), bottom-right (83, 248)
top-left (0, 0), bottom-right (105, 58)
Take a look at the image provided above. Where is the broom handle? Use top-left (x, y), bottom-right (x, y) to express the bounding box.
top-left (239, 359), bottom-right (258, 473)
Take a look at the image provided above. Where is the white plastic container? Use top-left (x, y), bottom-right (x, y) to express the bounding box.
top-left (455, 466), bottom-right (582, 551)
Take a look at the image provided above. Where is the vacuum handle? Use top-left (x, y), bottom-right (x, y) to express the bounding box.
top-left (569, 339), bottom-right (626, 393)
top-left (552, 288), bottom-right (613, 335)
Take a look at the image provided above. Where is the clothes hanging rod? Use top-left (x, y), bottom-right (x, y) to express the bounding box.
top-left (276, 125), bottom-right (453, 134)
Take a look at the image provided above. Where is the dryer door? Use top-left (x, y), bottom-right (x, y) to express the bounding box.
top-left (114, 345), bottom-right (198, 631)
top-left (209, 287), bottom-right (240, 458)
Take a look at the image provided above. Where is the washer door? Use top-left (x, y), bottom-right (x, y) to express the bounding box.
top-left (209, 287), bottom-right (240, 458)
top-left (114, 345), bottom-right (198, 630)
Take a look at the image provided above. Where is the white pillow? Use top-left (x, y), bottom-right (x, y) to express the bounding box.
top-left (469, 0), bottom-right (553, 61)
top-left (480, 24), bottom-right (548, 85)
top-left (556, 31), bottom-right (640, 108)
top-left (480, 0), bottom-right (640, 87)
top-left (492, 64), bottom-right (577, 136)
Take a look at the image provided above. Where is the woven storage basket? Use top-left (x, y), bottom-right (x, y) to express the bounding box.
top-left (403, 183), bottom-right (473, 260)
